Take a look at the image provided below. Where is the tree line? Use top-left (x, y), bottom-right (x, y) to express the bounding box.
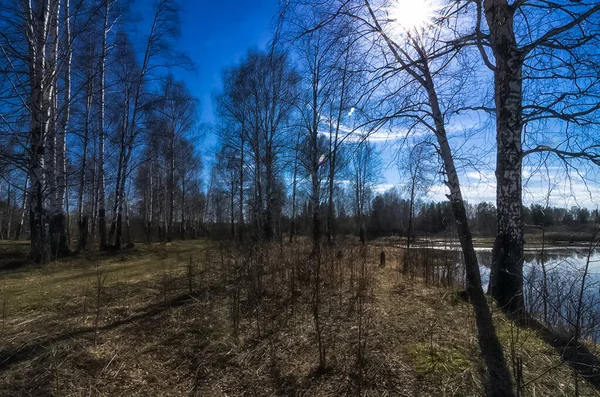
top-left (0, 0), bottom-right (203, 260)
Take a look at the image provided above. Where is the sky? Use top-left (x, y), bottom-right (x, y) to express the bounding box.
top-left (134, 0), bottom-right (278, 144)
top-left (176, 0), bottom-right (277, 123)
top-left (150, 0), bottom-right (408, 193)
top-left (132, 0), bottom-right (600, 209)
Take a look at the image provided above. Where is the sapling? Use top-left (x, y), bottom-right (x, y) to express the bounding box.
top-left (94, 265), bottom-right (107, 347)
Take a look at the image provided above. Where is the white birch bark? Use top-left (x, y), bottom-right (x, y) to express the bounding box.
top-left (483, 0), bottom-right (525, 312)
top-left (27, 0), bottom-right (51, 263)
top-left (97, 0), bottom-right (110, 250)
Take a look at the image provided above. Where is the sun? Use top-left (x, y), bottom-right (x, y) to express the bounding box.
top-left (386, 0), bottom-right (439, 33)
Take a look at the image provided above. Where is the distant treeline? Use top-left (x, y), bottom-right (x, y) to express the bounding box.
top-left (0, 182), bottom-right (593, 243)
top-left (197, 188), bottom-right (598, 241)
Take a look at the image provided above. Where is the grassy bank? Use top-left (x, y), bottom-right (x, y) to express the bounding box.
top-left (0, 240), bottom-right (597, 396)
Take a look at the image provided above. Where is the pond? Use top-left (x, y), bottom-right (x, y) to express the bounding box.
top-left (407, 240), bottom-right (600, 341)
top-left (408, 241), bottom-right (600, 288)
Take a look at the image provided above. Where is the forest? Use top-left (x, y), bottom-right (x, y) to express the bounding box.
top-left (1, 0), bottom-right (600, 396)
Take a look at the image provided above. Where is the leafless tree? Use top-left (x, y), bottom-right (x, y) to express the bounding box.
top-left (402, 141), bottom-right (436, 274)
top-left (294, 0), bottom-right (515, 394)
top-left (351, 138), bottom-right (379, 244)
top-left (462, 0), bottom-right (600, 313)
top-left (215, 49), bottom-right (298, 241)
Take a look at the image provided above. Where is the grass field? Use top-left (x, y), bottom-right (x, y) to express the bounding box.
top-left (0, 240), bottom-right (598, 396)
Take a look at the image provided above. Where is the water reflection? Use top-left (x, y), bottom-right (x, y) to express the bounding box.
top-left (407, 242), bottom-right (600, 341)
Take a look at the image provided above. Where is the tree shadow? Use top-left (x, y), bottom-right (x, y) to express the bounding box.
top-left (0, 290), bottom-right (204, 372)
top-left (508, 311), bottom-right (600, 391)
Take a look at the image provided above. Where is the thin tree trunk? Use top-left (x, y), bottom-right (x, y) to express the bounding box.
top-left (168, 130), bottom-right (175, 242)
top-left (327, 50), bottom-right (349, 246)
top-left (238, 129), bottom-right (244, 241)
top-left (98, 0), bottom-right (110, 251)
top-left (427, 85), bottom-right (514, 397)
top-left (27, 0), bottom-right (51, 263)
top-left (180, 168), bottom-right (186, 240)
top-left (289, 130), bottom-right (300, 243)
top-left (6, 182), bottom-right (12, 239)
top-left (147, 161), bottom-right (154, 242)
top-left (404, 179), bottom-right (415, 275)
top-left (265, 145), bottom-right (275, 240)
top-left (424, 64), bottom-right (514, 397)
top-left (114, 146), bottom-right (132, 248)
top-left (90, 150), bottom-right (97, 250)
top-left (125, 188), bottom-right (131, 245)
top-left (0, 184), bottom-right (5, 239)
top-left (109, 131), bottom-right (125, 245)
top-left (15, 175), bottom-right (28, 240)
top-left (310, 63), bottom-right (321, 251)
top-left (58, 0), bottom-right (72, 253)
top-left (364, 3), bottom-right (515, 394)
top-left (541, 211), bottom-right (548, 324)
top-left (77, 75), bottom-right (92, 252)
top-left (48, 0), bottom-right (70, 258)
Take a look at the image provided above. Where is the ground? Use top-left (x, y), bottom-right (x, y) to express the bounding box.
top-left (0, 240), bottom-right (598, 396)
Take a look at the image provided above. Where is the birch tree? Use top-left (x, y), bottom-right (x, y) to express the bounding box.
top-left (214, 64), bottom-right (251, 240)
top-left (466, 0), bottom-right (600, 312)
top-left (350, 138), bottom-right (379, 244)
top-left (296, 29), bottom-right (331, 250)
top-left (149, 75), bottom-right (198, 241)
top-left (217, 50), bottom-right (298, 241)
top-left (24, 0), bottom-right (58, 262)
top-left (97, 0), bottom-right (114, 251)
top-left (107, 0), bottom-right (189, 249)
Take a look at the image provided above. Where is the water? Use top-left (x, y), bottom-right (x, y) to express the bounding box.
top-left (408, 242), bottom-right (600, 286)
top-left (408, 241), bottom-right (600, 340)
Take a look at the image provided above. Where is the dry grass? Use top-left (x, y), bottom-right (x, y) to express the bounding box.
top-left (0, 240), bottom-right (597, 396)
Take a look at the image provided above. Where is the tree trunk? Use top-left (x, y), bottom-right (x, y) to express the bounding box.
top-left (289, 131), bottom-right (300, 243)
top-left (27, 0), bottom-right (52, 263)
top-left (58, 0), bottom-right (72, 253)
top-left (147, 161), bottom-right (154, 242)
top-left (114, 146), bottom-right (132, 248)
top-left (168, 131), bottom-right (175, 242)
top-left (6, 182), bottom-right (12, 239)
top-left (47, 0), bottom-right (70, 259)
top-left (310, 67), bottom-right (321, 250)
top-left (97, 0), bottom-right (110, 251)
top-left (484, 0), bottom-right (525, 313)
top-left (15, 176), bottom-right (29, 240)
top-left (363, 3), bottom-right (515, 394)
top-left (125, 190), bottom-right (131, 245)
top-left (264, 145), bottom-right (274, 241)
top-left (109, 133), bottom-right (125, 246)
top-left (77, 74), bottom-right (92, 252)
top-left (404, 179), bottom-right (415, 275)
top-left (228, 175), bottom-right (234, 239)
top-left (238, 130), bottom-right (245, 241)
top-left (180, 168), bottom-right (186, 240)
top-left (423, 69), bottom-right (515, 397)
top-left (327, 50), bottom-right (349, 246)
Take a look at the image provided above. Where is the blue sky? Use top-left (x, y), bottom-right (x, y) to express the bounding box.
top-left (131, 1), bottom-right (600, 209)
top-left (175, 0), bottom-right (277, 124)
top-left (134, 0), bottom-right (278, 142)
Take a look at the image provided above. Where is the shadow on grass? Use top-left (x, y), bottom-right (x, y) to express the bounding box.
top-left (508, 312), bottom-right (600, 392)
top-left (0, 288), bottom-right (217, 372)
top-left (0, 241), bottom-right (29, 272)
